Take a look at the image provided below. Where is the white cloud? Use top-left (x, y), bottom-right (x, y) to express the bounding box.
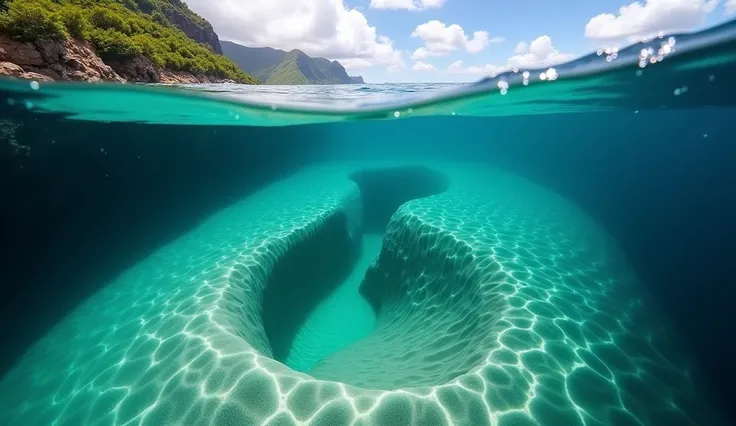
top-left (727, 0), bottom-right (736, 13)
top-left (410, 20), bottom-right (502, 59)
top-left (447, 35), bottom-right (573, 77)
top-left (186, 0), bottom-right (404, 72)
top-left (370, 0), bottom-right (446, 10)
top-left (584, 0), bottom-right (719, 41)
top-left (412, 61), bottom-right (436, 71)
top-left (506, 35), bottom-right (575, 69)
top-left (448, 60), bottom-right (505, 76)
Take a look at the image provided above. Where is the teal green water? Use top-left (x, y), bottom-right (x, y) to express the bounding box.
top-left (286, 234), bottom-right (381, 372)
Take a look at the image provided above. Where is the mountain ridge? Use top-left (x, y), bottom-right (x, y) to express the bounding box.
top-left (221, 40), bottom-right (364, 85)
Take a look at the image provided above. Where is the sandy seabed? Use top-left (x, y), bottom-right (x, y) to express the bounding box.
top-left (0, 161), bottom-right (726, 426)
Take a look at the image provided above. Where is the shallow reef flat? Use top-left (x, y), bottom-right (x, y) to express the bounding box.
top-left (0, 161), bottom-right (725, 426)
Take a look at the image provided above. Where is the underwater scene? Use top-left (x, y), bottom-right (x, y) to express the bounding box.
top-left (1, 11), bottom-right (736, 426)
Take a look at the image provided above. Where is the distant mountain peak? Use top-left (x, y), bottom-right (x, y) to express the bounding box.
top-left (222, 41), bottom-right (365, 85)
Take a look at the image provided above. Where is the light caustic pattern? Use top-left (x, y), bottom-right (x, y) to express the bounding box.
top-left (0, 161), bottom-right (725, 426)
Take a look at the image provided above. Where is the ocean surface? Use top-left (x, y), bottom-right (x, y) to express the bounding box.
top-left (0, 19), bottom-right (735, 426)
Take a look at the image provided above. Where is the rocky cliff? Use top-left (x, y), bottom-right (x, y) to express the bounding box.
top-left (162, 8), bottom-right (222, 54)
top-left (0, 36), bottom-right (232, 83)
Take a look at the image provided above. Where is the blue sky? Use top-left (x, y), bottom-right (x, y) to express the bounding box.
top-left (187, 0), bottom-right (735, 83)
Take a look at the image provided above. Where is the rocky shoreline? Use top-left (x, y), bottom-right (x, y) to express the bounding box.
top-left (0, 36), bottom-right (234, 84)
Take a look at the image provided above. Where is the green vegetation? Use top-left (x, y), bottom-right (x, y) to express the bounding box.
top-left (222, 40), bottom-right (364, 85)
top-left (0, 0), bottom-right (258, 83)
top-left (132, 0), bottom-right (208, 29)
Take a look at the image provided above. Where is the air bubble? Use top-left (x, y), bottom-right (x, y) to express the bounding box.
top-left (393, 111), bottom-right (400, 118)
top-left (30, 81), bottom-right (40, 90)
top-left (636, 69), bottom-right (643, 76)
top-left (25, 101), bottom-right (33, 109)
top-left (6, 98), bottom-right (15, 106)
top-left (674, 88), bottom-right (682, 96)
top-left (708, 75), bottom-right (715, 82)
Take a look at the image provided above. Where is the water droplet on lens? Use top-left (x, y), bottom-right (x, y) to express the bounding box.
top-left (708, 75), bottom-right (715, 82)
top-left (703, 133), bottom-right (708, 138)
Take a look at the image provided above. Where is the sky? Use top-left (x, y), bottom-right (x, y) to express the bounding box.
top-left (185, 0), bottom-right (736, 83)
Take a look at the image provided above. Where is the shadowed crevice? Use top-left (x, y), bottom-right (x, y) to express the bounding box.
top-left (260, 212), bottom-right (358, 362)
top-left (349, 166), bottom-right (449, 233)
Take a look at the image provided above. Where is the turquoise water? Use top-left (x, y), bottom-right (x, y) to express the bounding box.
top-left (0, 20), bottom-right (735, 426)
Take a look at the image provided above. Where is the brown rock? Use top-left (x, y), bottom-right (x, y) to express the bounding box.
top-left (107, 55), bottom-right (158, 82)
top-left (0, 37), bottom-right (44, 67)
top-left (0, 36), bottom-right (125, 83)
top-left (0, 61), bottom-right (24, 76)
top-left (21, 71), bottom-right (53, 82)
top-left (0, 62), bottom-right (53, 81)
